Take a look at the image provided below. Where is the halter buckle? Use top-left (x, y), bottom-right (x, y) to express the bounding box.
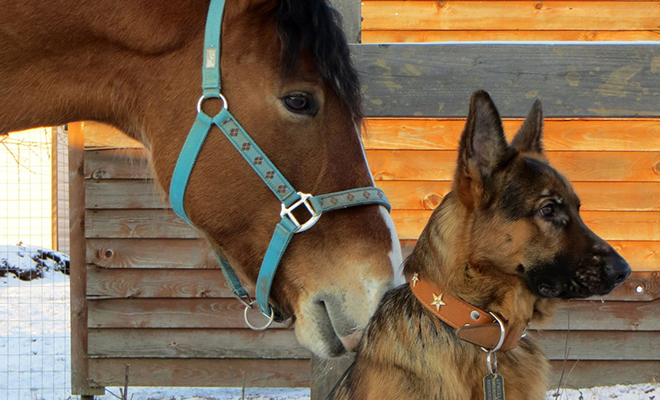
top-left (280, 192), bottom-right (322, 233)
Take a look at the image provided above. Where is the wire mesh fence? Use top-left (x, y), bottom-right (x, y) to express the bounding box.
top-left (0, 127), bottom-right (71, 400)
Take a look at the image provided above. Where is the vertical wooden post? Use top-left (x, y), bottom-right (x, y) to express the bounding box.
top-left (311, 2), bottom-right (361, 400)
top-left (329, 0), bottom-right (361, 43)
top-left (310, 355), bottom-right (355, 400)
top-left (69, 122), bottom-right (104, 397)
top-left (51, 127), bottom-right (59, 251)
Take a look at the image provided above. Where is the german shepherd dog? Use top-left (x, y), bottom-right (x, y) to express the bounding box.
top-left (328, 91), bottom-right (631, 400)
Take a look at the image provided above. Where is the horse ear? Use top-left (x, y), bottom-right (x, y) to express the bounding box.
top-left (511, 99), bottom-right (544, 154)
top-left (454, 90), bottom-right (509, 209)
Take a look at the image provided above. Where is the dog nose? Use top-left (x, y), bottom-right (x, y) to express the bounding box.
top-left (604, 253), bottom-right (631, 286)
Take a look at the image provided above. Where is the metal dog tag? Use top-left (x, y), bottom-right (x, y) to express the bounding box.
top-left (483, 373), bottom-right (505, 400)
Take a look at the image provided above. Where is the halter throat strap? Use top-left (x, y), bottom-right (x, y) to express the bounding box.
top-left (168, 0), bottom-right (392, 329)
top-left (410, 274), bottom-right (526, 352)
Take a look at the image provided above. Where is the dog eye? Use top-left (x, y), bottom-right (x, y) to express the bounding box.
top-left (283, 93), bottom-right (317, 116)
top-left (539, 204), bottom-right (555, 218)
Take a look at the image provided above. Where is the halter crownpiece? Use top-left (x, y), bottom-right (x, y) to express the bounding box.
top-left (410, 273), bottom-right (526, 352)
top-left (169, 0), bottom-right (392, 330)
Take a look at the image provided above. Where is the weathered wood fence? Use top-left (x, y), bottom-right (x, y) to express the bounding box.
top-left (70, 1), bottom-right (660, 398)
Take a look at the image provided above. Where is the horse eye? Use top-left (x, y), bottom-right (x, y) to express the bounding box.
top-left (539, 204), bottom-right (555, 218)
top-left (283, 93), bottom-right (316, 115)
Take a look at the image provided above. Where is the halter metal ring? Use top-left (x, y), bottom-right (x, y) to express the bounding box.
top-left (480, 312), bottom-right (506, 353)
top-left (244, 301), bottom-right (275, 331)
top-left (197, 94), bottom-right (228, 114)
top-left (280, 192), bottom-right (322, 233)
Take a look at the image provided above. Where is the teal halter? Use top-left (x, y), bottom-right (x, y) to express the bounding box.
top-left (169, 0), bottom-right (391, 330)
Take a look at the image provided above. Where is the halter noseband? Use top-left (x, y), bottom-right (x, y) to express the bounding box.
top-left (169, 0), bottom-right (391, 330)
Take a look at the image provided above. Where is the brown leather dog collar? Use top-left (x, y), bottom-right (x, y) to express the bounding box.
top-left (410, 273), bottom-right (525, 352)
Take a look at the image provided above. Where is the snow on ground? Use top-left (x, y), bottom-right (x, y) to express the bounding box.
top-left (1, 244), bottom-right (657, 400)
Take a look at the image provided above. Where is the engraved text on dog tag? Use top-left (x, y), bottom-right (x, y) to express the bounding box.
top-left (483, 373), bottom-right (505, 400)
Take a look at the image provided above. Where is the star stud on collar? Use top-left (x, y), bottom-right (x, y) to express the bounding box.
top-left (411, 272), bottom-right (420, 287)
top-left (430, 293), bottom-right (446, 311)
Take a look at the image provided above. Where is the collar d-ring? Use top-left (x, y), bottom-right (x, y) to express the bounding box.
top-left (480, 311), bottom-right (506, 353)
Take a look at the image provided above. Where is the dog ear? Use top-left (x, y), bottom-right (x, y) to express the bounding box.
top-left (511, 99), bottom-right (544, 154)
top-left (454, 90), bottom-right (508, 208)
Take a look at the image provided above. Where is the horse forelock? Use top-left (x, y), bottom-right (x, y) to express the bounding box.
top-left (274, 0), bottom-right (363, 122)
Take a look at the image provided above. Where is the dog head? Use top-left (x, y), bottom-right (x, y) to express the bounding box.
top-left (453, 90), bottom-right (631, 299)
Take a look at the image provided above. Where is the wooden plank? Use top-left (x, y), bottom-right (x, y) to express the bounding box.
top-left (606, 242), bottom-right (660, 275)
top-left (363, 30), bottom-right (660, 44)
top-left (604, 271), bottom-right (660, 301)
top-left (85, 148), bottom-right (150, 179)
top-left (88, 359), bottom-right (660, 389)
top-left (361, 1), bottom-right (660, 31)
top-left (87, 297), bottom-right (660, 331)
top-left (363, 119), bottom-right (660, 151)
top-left (88, 329), bottom-right (310, 359)
top-left (366, 150), bottom-right (660, 182)
top-left (86, 180), bottom-right (167, 209)
top-left (68, 122), bottom-right (105, 396)
top-left (86, 209), bottom-right (199, 239)
top-left (87, 328), bottom-right (658, 361)
top-left (87, 265), bottom-right (235, 298)
top-left (87, 238), bottom-right (217, 268)
top-left (391, 209), bottom-right (660, 241)
top-left (86, 266), bottom-right (660, 303)
top-left (353, 43), bottom-right (660, 118)
top-left (377, 181), bottom-right (660, 212)
top-left (548, 360), bottom-right (660, 388)
top-left (88, 298), bottom-right (291, 329)
top-left (90, 179), bottom-right (660, 212)
top-left (89, 358), bottom-right (310, 388)
top-left (536, 330), bottom-right (660, 361)
top-left (536, 300), bottom-right (660, 331)
top-left (87, 208), bottom-right (660, 242)
top-left (83, 121), bottom-right (143, 149)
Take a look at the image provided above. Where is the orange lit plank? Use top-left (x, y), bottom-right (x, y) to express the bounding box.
top-left (363, 119), bottom-right (660, 151)
top-left (362, 1), bottom-right (660, 31)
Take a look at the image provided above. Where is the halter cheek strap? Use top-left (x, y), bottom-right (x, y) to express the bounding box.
top-left (169, 0), bottom-right (392, 330)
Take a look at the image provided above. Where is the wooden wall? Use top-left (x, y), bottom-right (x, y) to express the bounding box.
top-left (360, 0), bottom-right (660, 389)
top-left (79, 122), bottom-right (311, 389)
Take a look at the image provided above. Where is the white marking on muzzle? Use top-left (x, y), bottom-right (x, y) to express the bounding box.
top-left (379, 206), bottom-right (405, 287)
top-left (355, 124), bottom-right (405, 287)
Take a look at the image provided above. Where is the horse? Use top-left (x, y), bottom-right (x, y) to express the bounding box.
top-left (0, 0), bottom-right (403, 358)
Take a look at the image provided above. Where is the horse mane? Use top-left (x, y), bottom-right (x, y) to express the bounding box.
top-left (275, 0), bottom-right (363, 121)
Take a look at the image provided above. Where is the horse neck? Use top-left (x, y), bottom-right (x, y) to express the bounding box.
top-left (0, 0), bottom-right (209, 135)
top-left (405, 193), bottom-right (539, 326)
